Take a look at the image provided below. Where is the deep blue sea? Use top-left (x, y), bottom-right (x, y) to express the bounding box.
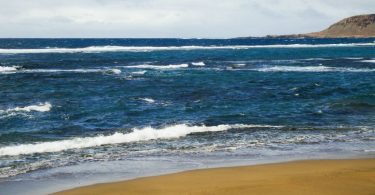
top-left (0, 38), bottom-right (374, 194)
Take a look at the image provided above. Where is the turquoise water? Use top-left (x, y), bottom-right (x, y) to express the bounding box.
top-left (0, 38), bottom-right (374, 185)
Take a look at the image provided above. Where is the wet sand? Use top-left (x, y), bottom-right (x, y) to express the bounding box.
top-left (55, 158), bottom-right (375, 195)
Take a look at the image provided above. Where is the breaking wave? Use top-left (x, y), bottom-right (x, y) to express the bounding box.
top-left (0, 43), bottom-right (374, 54)
top-left (252, 66), bottom-right (375, 72)
top-left (192, 62), bottom-right (206, 66)
top-left (0, 66), bottom-right (20, 73)
top-left (0, 68), bottom-right (122, 74)
top-left (0, 124), bottom-right (281, 156)
top-left (124, 64), bottom-right (189, 69)
top-left (140, 98), bottom-right (156, 103)
top-left (361, 59), bottom-right (375, 63)
top-left (0, 102), bottom-right (52, 113)
top-left (131, 70), bottom-right (147, 75)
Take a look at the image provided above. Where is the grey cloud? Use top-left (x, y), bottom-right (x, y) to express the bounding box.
top-left (0, 0), bottom-right (373, 38)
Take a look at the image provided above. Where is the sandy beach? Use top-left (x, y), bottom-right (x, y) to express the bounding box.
top-left (55, 158), bottom-right (375, 195)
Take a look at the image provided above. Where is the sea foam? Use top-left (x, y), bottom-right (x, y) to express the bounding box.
top-left (1, 102), bottom-right (52, 113)
top-left (192, 62), bottom-right (206, 66)
top-left (105, 68), bottom-right (122, 74)
top-left (0, 68), bottom-right (122, 74)
top-left (0, 124), bottom-right (281, 156)
top-left (131, 70), bottom-right (147, 75)
top-left (0, 66), bottom-right (20, 73)
top-left (361, 59), bottom-right (375, 63)
top-left (125, 64), bottom-right (189, 69)
top-left (0, 43), bottom-right (374, 54)
top-left (140, 98), bottom-right (156, 103)
top-left (252, 66), bottom-right (375, 72)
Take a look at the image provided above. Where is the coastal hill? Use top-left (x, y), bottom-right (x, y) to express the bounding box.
top-left (265, 14), bottom-right (375, 38)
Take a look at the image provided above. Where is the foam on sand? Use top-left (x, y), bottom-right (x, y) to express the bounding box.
top-left (0, 124), bottom-right (281, 156)
top-left (0, 43), bottom-right (374, 54)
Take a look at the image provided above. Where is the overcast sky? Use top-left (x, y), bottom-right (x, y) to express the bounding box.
top-left (0, 0), bottom-right (373, 38)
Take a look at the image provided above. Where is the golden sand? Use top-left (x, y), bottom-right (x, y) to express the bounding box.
top-left (55, 158), bottom-right (375, 195)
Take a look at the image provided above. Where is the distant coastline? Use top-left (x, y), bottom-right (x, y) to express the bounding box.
top-left (241, 14), bottom-right (375, 39)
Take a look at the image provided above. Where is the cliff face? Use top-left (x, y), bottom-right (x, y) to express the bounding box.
top-left (307, 14), bottom-right (375, 38)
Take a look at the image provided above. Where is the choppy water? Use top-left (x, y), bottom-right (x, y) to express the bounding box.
top-left (0, 38), bottom-right (375, 183)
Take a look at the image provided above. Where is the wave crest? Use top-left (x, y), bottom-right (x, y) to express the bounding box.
top-left (0, 124), bottom-right (281, 156)
top-left (192, 62), bottom-right (206, 66)
top-left (1, 102), bottom-right (52, 113)
top-left (0, 66), bottom-right (20, 73)
top-left (0, 68), bottom-right (122, 74)
top-left (140, 98), bottom-right (156, 103)
top-left (253, 66), bottom-right (375, 72)
top-left (125, 64), bottom-right (189, 70)
top-left (361, 59), bottom-right (375, 63)
top-left (0, 43), bottom-right (374, 54)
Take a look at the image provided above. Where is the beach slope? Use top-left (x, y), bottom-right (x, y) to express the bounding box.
top-left (55, 158), bottom-right (375, 195)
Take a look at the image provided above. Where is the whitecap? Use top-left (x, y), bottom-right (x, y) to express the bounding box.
top-left (302, 58), bottom-right (331, 61)
top-left (23, 69), bottom-right (102, 73)
top-left (343, 57), bottom-right (363, 60)
top-left (140, 98), bottom-right (156, 103)
top-left (0, 43), bottom-right (374, 54)
top-left (0, 124), bottom-right (282, 156)
top-left (231, 64), bottom-right (246, 68)
top-left (106, 69), bottom-right (122, 74)
top-left (0, 68), bottom-right (123, 75)
top-left (124, 64), bottom-right (189, 70)
top-left (131, 71), bottom-right (147, 75)
top-left (0, 66), bottom-right (20, 73)
top-left (1, 102), bottom-right (52, 113)
top-left (360, 59), bottom-right (375, 63)
top-left (252, 66), bottom-right (375, 72)
top-left (191, 62), bottom-right (205, 66)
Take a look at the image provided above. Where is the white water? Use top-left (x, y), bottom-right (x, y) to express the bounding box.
top-left (0, 124), bottom-right (281, 156)
top-left (232, 64), bottom-right (246, 67)
top-left (106, 69), bottom-right (122, 74)
top-left (344, 57), bottom-right (363, 60)
top-left (252, 66), bottom-right (375, 72)
top-left (131, 70), bottom-right (147, 75)
top-left (24, 69), bottom-right (101, 73)
top-left (141, 98), bottom-right (156, 103)
top-left (1, 102), bottom-right (52, 113)
top-left (192, 62), bottom-right (206, 66)
top-left (361, 59), bottom-right (375, 63)
top-left (0, 43), bottom-right (374, 54)
top-left (0, 66), bottom-right (20, 73)
top-left (302, 58), bottom-right (331, 61)
top-left (125, 64), bottom-right (189, 69)
top-left (0, 68), bottom-right (122, 74)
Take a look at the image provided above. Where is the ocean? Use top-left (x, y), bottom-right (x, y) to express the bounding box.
top-left (0, 38), bottom-right (374, 194)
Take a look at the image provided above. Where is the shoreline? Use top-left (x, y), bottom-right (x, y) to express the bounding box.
top-left (2, 153), bottom-right (372, 195)
top-left (55, 158), bottom-right (375, 195)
